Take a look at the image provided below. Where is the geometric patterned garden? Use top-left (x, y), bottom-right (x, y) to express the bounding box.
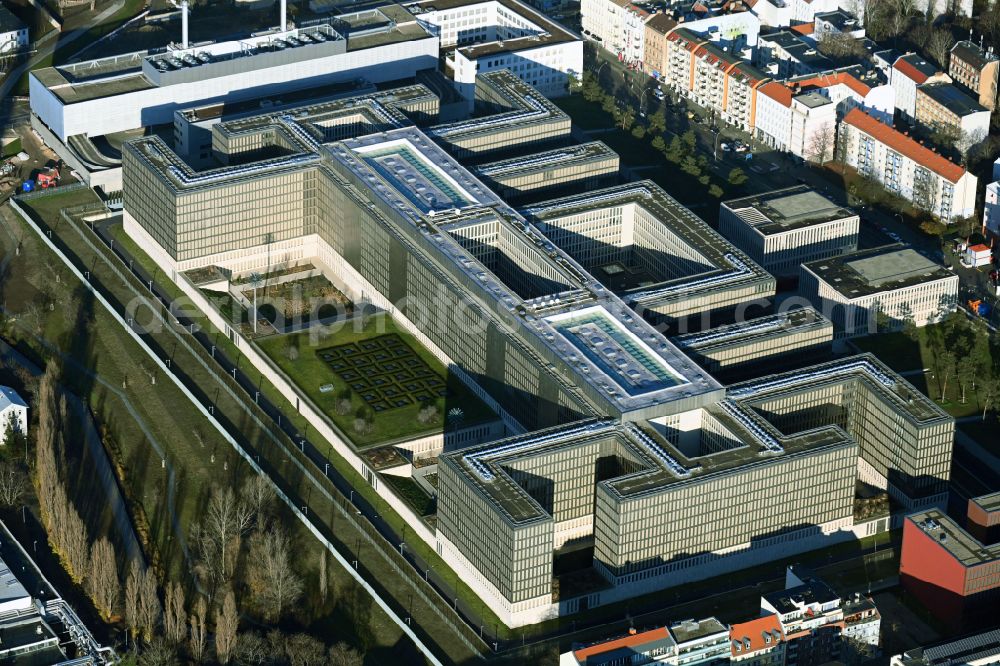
top-left (317, 334), bottom-right (448, 413)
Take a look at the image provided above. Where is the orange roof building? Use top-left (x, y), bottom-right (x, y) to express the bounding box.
top-left (730, 615), bottom-right (784, 662)
top-left (839, 109), bottom-right (978, 220)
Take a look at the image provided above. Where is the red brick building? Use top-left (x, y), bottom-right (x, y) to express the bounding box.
top-left (900, 492), bottom-right (1000, 631)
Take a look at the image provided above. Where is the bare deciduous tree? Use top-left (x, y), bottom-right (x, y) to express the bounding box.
top-left (246, 528), bottom-right (302, 622)
top-left (189, 596), bottom-right (208, 662)
top-left (214, 588), bottom-right (239, 665)
top-left (327, 643), bottom-right (364, 666)
top-left (285, 633), bottom-right (326, 666)
top-left (137, 566), bottom-right (162, 642)
top-left (0, 462), bottom-right (27, 507)
top-left (164, 582), bottom-right (186, 644)
top-left (125, 559), bottom-right (143, 640)
top-left (240, 476), bottom-right (274, 529)
top-left (926, 28), bottom-right (953, 68)
top-left (138, 637), bottom-right (178, 666)
top-left (62, 502), bottom-right (89, 583)
top-left (204, 486), bottom-right (253, 581)
top-left (87, 538), bottom-right (119, 621)
top-left (233, 632), bottom-right (269, 666)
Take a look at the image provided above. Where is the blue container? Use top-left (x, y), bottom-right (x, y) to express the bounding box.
top-left (21, 180), bottom-right (35, 193)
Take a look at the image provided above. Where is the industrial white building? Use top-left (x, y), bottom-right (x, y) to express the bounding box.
top-left (409, 0), bottom-right (582, 102)
top-left (719, 186), bottom-right (859, 277)
top-left (29, 5), bottom-right (439, 190)
top-left (0, 386), bottom-right (27, 447)
top-left (799, 245), bottom-right (959, 341)
top-left (838, 109), bottom-right (978, 221)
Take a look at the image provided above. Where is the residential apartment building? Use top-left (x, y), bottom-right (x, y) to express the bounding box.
top-left (983, 158), bottom-right (1000, 237)
top-left (730, 615), bottom-right (784, 666)
top-left (756, 30), bottom-right (833, 79)
top-left (914, 82), bottom-right (991, 147)
top-left (719, 186), bottom-right (859, 277)
top-left (562, 618), bottom-right (729, 666)
top-left (723, 62), bottom-right (769, 130)
top-left (643, 13), bottom-right (678, 78)
top-left (0, 5), bottom-right (27, 54)
top-left (838, 108), bottom-right (978, 220)
top-left (0, 386), bottom-right (27, 446)
top-left (581, 0), bottom-right (649, 66)
top-left (786, 69), bottom-right (895, 123)
top-left (889, 53), bottom-right (950, 123)
top-left (755, 83), bottom-right (837, 162)
top-left (762, 567), bottom-right (880, 666)
top-left (949, 40), bottom-right (999, 111)
top-left (799, 245), bottom-right (960, 340)
top-left (813, 9), bottom-right (864, 39)
top-left (747, 0), bottom-right (837, 26)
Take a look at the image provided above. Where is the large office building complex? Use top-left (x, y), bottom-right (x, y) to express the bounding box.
top-left (719, 187), bottom-right (859, 278)
top-left (799, 245), bottom-right (959, 340)
top-left (120, 72), bottom-right (954, 628)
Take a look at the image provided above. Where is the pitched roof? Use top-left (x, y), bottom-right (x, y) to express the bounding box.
top-left (573, 627), bottom-right (676, 664)
top-left (0, 386), bottom-right (27, 411)
top-left (790, 22), bottom-right (815, 35)
top-left (730, 615), bottom-right (784, 657)
top-left (759, 81), bottom-right (792, 107)
top-left (842, 108), bottom-right (967, 183)
top-left (645, 12), bottom-right (678, 35)
top-left (951, 40), bottom-right (998, 69)
top-left (893, 54), bottom-right (937, 83)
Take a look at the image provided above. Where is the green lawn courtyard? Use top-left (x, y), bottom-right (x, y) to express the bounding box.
top-left (256, 317), bottom-right (496, 448)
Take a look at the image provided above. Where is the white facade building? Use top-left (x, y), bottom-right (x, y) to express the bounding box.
top-left (839, 109), bottom-right (978, 221)
top-left (413, 0), bottom-right (582, 101)
top-left (889, 53), bottom-right (950, 123)
top-left (787, 70), bottom-right (894, 124)
top-left (983, 158), bottom-right (1000, 237)
top-left (720, 186), bottom-right (859, 277)
top-left (0, 6), bottom-right (28, 55)
top-left (800, 246), bottom-right (960, 340)
top-left (755, 83), bottom-right (836, 162)
top-left (0, 387), bottom-right (27, 447)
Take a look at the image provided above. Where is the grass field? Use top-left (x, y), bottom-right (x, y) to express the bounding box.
top-left (852, 318), bottom-right (997, 420)
top-left (257, 319), bottom-right (496, 448)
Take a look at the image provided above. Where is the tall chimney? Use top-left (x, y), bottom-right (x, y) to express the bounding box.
top-left (181, 0), bottom-right (189, 49)
top-left (280, 0), bottom-right (287, 32)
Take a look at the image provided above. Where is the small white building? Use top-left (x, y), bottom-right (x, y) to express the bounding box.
top-left (965, 244), bottom-right (992, 268)
top-left (0, 386), bottom-right (27, 446)
top-left (0, 6), bottom-right (28, 55)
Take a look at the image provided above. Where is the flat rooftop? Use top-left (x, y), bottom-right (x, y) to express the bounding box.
top-left (473, 141), bottom-right (617, 180)
top-left (896, 629), bottom-right (1000, 666)
top-left (32, 13), bottom-right (430, 105)
top-left (763, 579), bottom-right (840, 614)
top-left (524, 182), bottom-right (773, 308)
top-left (723, 186), bottom-right (857, 235)
top-left (804, 245), bottom-right (954, 299)
top-left (918, 82), bottom-right (988, 116)
top-left (669, 617), bottom-right (728, 643)
top-left (728, 353), bottom-right (950, 425)
top-left (971, 490), bottom-right (1000, 513)
top-left (673, 308), bottom-right (832, 354)
top-left (409, 0), bottom-right (579, 59)
top-left (908, 511), bottom-right (1000, 568)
